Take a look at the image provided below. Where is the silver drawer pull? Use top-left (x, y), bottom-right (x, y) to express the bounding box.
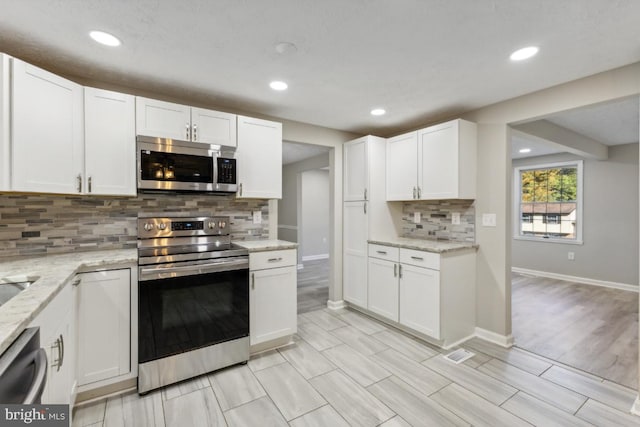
top-left (411, 256), bottom-right (424, 261)
top-left (268, 257), bottom-right (283, 262)
top-left (376, 250), bottom-right (387, 255)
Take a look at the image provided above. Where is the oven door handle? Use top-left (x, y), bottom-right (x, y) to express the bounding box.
top-left (139, 258), bottom-right (249, 281)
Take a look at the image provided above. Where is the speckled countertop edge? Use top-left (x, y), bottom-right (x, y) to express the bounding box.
top-left (0, 249), bottom-right (137, 355)
top-left (234, 239), bottom-right (298, 252)
top-left (368, 238), bottom-right (478, 253)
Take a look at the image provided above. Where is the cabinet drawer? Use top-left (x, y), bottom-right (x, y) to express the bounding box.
top-left (400, 248), bottom-right (440, 270)
top-left (368, 244), bottom-right (399, 261)
top-left (250, 249), bottom-right (296, 270)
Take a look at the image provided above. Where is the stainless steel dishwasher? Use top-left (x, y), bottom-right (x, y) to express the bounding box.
top-left (0, 327), bottom-right (47, 404)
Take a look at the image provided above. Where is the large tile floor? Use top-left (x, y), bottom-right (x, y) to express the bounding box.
top-left (297, 259), bottom-right (329, 314)
top-left (73, 307), bottom-right (640, 427)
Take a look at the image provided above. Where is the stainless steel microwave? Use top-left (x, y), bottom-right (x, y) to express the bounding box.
top-left (136, 136), bottom-right (237, 193)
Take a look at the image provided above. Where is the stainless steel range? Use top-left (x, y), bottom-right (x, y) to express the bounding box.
top-left (137, 216), bottom-right (249, 394)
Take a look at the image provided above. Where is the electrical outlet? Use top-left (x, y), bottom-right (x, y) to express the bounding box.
top-left (413, 212), bottom-right (421, 224)
top-left (451, 212), bottom-right (461, 225)
top-left (568, 252), bottom-right (575, 261)
top-left (252, 210), bottom-right (262, 224)
top-left (482, 213), bottom-right (496, 227)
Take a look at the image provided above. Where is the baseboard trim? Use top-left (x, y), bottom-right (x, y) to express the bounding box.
top-left (512, 267), bottom-right (639, 293)
top-left (302, 254), bottom-right (329, 261)
top-left (327, 299), bottom-right (346, 310)
top-left (441, 333), bottom-right (476, 350)
top-left (631, 396), bottom-right (640, 417)
top-left (475, 327), bottom-right (514, 348)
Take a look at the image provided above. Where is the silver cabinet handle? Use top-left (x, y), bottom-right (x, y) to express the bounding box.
top-left (88, 176), bottom-right (92, 193)
top-left (417, 186), bottom-right (421, 199)
top-left (77, 174), bottom-right (82, 193)
top-left (394, 263), bottom-right (397, 277)
top-left (251, 272), bottom-right (255, 290)
top-left (376, 250), bottom-right (387, 255)
top-left (413, 187), bottom-right (416, 199)
top-left (193, 124), bottom-right (197, 141)
top-left (399, 264), bottom-right (403, 278)
top-left (59, 333), bottom-right (64, 369)
top-left (364, 188), bottom-right (367, 200)
top-left (411, 256), bottom-right (424, 261)
top-left (268, 257), bottom-right (283, 262)
top-left (239, 183), bottom-right (243, 197)
top-left (52, 334), bottom-right (64, 371)
top-left (364, 202), bottom-right (367, 214)
top-left (23, 348), bottom-right (47, 405)
top-left (71, 277), bottom-right (81, 287)
top-left (186, 122), bottom-right (191, 140)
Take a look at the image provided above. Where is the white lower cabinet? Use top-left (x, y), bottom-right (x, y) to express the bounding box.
top-left (249, 249), bottom-right (297, 350)
top-left (76, 269), bottom-right (132, 387)
top-left (365, 244), bottom-right (475, 347)
top-left (28, 281), bottom-right (75, 405)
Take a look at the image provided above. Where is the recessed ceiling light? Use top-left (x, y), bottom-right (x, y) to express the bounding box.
top-left (510, 46), bottom-right (539, 61)
top-left (89, 30), bottom-right (121, 47)
top-left (370, 108), bottom-right (386, 116)
top-left (519, 148), bottom-right (532, 153)
top-left (269, 81), bottom-right (288, 91)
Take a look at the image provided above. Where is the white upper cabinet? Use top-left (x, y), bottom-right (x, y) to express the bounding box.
top-left (135, 97), bottom-right (237, 147)
top-left (191, 107), bottom-right (237, 146)
top-left (236, 115), bottom-right (282, 199)
top-left (11, 57), bottom-right (84, 194)
top-left (343, 137), bottom-right (368, 201)
top-left (386, 119), bottom-right (476, 201)
top-left (386, 131), bottom-right (418, 201)
top-left (84, 88), bottom-right (136, 196)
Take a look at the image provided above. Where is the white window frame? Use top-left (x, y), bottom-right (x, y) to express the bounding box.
top-left (513, 160), bottom-right (583, 245)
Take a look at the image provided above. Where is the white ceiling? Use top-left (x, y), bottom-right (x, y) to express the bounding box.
top-left (282, 141), bottom-right (330, 165)
top-left (511, 96), bottom-right (639, 159)
top-left (1, 1), bottom-right (640, 136)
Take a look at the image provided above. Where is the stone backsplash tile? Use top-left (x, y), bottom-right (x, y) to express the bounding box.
top-left (402, 200), bottom-right (475, 242)
top-left (0, 193), bottom-right (269, 258)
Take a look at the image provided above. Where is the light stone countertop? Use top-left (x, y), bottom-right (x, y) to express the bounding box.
top-left (368, 238), bottom-right (478, 253)
top-left (234, 239), bottom-right (298, 252)
top-left (0, 249), bottom-right (137, 355)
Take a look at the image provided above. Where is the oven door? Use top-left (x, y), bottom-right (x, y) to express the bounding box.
top-left (138, 257), bottom-right (249, 364)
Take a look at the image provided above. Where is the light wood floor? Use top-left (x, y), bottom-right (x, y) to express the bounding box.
top-left (74, 307), bottom-right (640, 427)
top-left (297, 259), bottom-right (329, 314)
top-left (512, 272), bottom-right (639, 389)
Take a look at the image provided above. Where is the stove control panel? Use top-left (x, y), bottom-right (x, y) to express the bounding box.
top-left (138, 216), bottom-right (230, 238)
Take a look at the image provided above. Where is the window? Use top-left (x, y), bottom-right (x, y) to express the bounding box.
top-left (514, 161), bottom-right (583, 243)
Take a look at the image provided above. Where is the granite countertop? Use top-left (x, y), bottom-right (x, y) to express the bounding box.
top-left (234, 239), bottom-right (298, 252)
top-left (368, 238), bottom-right (478, 253)
top-left (0, 249), bottom-right (137, 355)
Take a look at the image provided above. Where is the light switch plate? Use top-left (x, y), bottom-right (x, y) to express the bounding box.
top-left (451, 212), bottom-right (461, 225)
top-left (253, 210), bottom-right (262, 224)
top-left (482, 213), bottom-right (496, 227)
top-left (413, 212), bottom-right (421, 223)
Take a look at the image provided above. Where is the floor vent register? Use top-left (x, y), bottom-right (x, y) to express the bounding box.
top-left (443, 348), bottom-right (475, 364)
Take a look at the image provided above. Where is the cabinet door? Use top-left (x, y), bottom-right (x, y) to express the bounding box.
top-left (11, 58), bottom-right (83, 194)
top-left (135, 96), bottom-right (191, 141)
top-left (76, 269), bottom-right (131, 386)
top-left (0, 54), bottom-right (9, 191)
top-left (85, 88), bottom-right (136, 195)
top-left (236, 116), bottom-right (282, 198)
top-left (386, 131), bottom-right (418, 201)
top-left (343, 201), bottom-right (368, 307)
top-left (191, 107), bottom-right (237, 147)
top-left (399, 264), bottom-right (440, 339)
top-left (343, 137), bottom-right (368, 201)
top-left (250, 266), bottom-right (296, 346)
top-left (418, 121), bottom-right (458, 199)
top-left (367, 258), bottom-right (398, 321)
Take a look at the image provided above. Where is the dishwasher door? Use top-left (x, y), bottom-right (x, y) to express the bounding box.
top-left (0, 327), bottom-right (47, 404)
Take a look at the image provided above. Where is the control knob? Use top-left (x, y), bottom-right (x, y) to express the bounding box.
top-left (218, 221), bottom-right (227, 229)
top-left (157, 222), bottom-right (167, 230)
top-left (208, 221), bottom-right (217, 229)
top-left (143, 222), bottom-right (154, 231)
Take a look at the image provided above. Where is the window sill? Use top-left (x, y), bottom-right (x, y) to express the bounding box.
top-left (513, 236), bottom-right (583, 245)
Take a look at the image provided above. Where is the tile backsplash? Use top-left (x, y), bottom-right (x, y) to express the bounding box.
top-left (401, 200), bottom-right (475, 242)
top-left (0, 193), bottom-right (269, 257)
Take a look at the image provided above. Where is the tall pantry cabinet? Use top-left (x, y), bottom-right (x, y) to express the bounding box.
top-left (342, 136), bottom-right (398, 307)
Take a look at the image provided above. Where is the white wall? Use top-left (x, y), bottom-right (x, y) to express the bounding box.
top-left (300, 169), bottom-right (330, 260)
top-left (512, 144), bottom-right (639, 286)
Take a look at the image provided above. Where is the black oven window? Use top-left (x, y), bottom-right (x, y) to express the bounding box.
top-left (138, 269), bottom-right (249, 363)
top-left (141, 150), bottom-right (213, 183)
